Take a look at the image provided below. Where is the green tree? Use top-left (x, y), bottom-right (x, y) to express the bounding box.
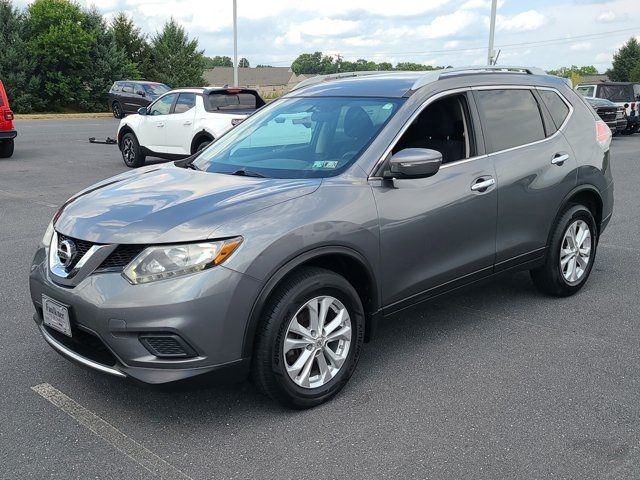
top-left (395, 62), bottom-right (439, 71)
top-left (238, 57), bottom-right (250, 68)
top-left (607, 37), bottom-right (640, 82)
top-left (26, 0), bottom-right (96, 110)
top-left (377, 62), bottom-right (393, 71)
top-left (203, 55), bottom-right (233, 68)
top-left (630, 63), bottom-right (640, 83)
top-left (0, 0), bottom-right (44, 112)
top-left (291, 52), bottom-right (336, 75)
top-left (110, 11), bottom-right (150, 79)
top-left (547, 65), bottom-right (598, 78)
top-left (80, 7), bottom-right (134, 111)
top-left (256, 64), bottom-right (272, 68)
top-left (147, 18), bottom-right (205, 87)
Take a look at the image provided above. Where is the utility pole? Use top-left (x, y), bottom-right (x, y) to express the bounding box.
top-left (487, 0), bottom-right (497, 65)
top-left (233, 0), bottom-right (238, 87)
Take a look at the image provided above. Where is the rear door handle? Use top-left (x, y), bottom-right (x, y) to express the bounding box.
top-left (156, 122), bottom-right (165, 128)
top-left (552, 153), bottom-right (569, 165)
top-left (471, 177), bottom-right (495, 192)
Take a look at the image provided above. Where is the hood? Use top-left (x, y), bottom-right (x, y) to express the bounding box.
top-left (55, 164), bottom-right (321, 244)
top-left (586, 97), bottom-right (616, 108)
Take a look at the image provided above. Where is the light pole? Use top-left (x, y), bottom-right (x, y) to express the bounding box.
top-left (233, 0), bottom-right (238, 87)
top-left (487, 0), bottom-right (497, 65)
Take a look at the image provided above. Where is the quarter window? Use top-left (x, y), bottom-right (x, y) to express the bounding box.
top-left (174, 93), bottom-right (196, 114)
top-left (476, 89), bottom-right (545, 153)
top-left (149, 94), bottom-right (177, 116)
top-left (538, 90), bottom-right (570, 131)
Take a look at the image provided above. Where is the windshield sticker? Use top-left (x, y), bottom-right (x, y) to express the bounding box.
top-left (312, 161), bottom-right (339, 169)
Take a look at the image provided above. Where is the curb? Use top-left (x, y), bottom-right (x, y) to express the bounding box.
top-left (14, 112), bottom-right (113, 120)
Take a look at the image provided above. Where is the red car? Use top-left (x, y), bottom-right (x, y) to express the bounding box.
top-left (0, 80), bottom-right (16, 158)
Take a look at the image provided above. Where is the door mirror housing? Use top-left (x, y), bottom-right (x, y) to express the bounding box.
top-left (137, 107), bottom-right (148, 116)
top-left (385, 148), bottom-right (443, 179)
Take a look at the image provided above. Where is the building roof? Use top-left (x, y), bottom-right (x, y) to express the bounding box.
top-left (204, 67), bottom-right (302, 87)
top-left (580, 74), bottom-right (610, 84)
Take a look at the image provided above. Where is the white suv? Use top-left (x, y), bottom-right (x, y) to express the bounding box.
top-left (117, 87), bottom-right (265, 167)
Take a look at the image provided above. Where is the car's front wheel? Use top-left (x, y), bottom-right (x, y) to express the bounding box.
top-left (531, 204), bottom-right (597, 296)
top-left (121, 132), bottom-right (145, 168)
top-left (0, 139), bottom-right (14, 158)
top-left (252, 267), bottom-right (365, 409)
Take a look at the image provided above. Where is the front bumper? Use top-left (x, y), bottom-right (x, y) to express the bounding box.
top-left (0, 130), bottom-right (17, 140)
top-left (29, 244), bottom-right (262, 384)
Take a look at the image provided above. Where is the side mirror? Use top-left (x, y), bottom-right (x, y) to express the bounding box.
top-left (385, 148), bottom-right (442, 179)
top-left (136, 90), bottom-right (145, 97)
top-left (137, 107), bottom-right (148, 116)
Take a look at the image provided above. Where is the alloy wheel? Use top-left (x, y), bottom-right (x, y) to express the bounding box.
top-left (122, 137), bottom-right (135, 165)
top-left (560, 219), bottom-right (591, 284)
top-left (283, 296), bottom-right (352, 389)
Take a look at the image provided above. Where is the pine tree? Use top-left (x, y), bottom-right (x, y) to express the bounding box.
top-left (147, 19), bottom-right (205, 88)
top-left (110, 12), bottom-right (151, 79)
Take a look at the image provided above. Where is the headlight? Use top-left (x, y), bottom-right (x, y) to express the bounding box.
top-left (122, 237), bottom-right (242, 285)
top-left (41, 219), bottom-right (54, 247)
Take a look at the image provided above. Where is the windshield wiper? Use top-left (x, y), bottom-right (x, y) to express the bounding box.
top-left (230, 168), bottom-right (266, 178)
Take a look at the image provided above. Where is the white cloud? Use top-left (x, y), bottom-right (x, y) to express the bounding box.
top-left (570, 42), bottom-right (592, 51)
top-left (418, 10), bottom-right (480, 39)
top-left (596, 10), bottom-right (616, 23)
top-left (595, 52), bottom-right (611, 62)
top-left (461, 0), bottom-right (504, 10)
top-left (275, 18), bottom-right (360, 45)
top-left (444, 40), bottom-right (462, 49)
top-left (497, 10), bottom-right (546, 31)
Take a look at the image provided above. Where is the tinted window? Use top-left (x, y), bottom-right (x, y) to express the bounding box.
top-left (110, 82), bottom-right (122, 93)
top-left (149, 94), bottom-right (177, 115)
top-left (596, 84), bottom-right (634, 102)
top-left (476, 89), bottom-right (545, 153)
top-left (174, 93), bottom-right (196, 114)
top-left (194, 97), bottom-right (403, 178)
top-left (206, 91), bottom-right (262, 111)
top-left (143, 83), bottom-right (171, 96)
top-left (538, 90), bottom-right (570, 131)
top-left (122, 83), bottom-right (134, 94)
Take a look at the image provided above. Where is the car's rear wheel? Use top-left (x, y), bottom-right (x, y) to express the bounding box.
top-left (121, 132), bottom-right (145, 168)
top-left (0, 139), bottom-right (14, 158)
top-left (112, 101), bottom-right (124, 119)
top-left (530, 204), bottom-right (597, 297)
top-left (251, 267), bottom-right (365, 409)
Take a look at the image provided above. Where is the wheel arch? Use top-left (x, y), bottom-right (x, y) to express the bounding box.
top-left (190, 130), bottom-right (215, 154)
top-left (117, 125), bottom-right (135, 149)
top-left (552, 185), bottom-right (604, 242)
top-left (241, 246), bottom-right (381, 358)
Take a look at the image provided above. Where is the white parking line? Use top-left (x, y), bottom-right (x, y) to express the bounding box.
top-left (31, 383), bottom-right (193, 480)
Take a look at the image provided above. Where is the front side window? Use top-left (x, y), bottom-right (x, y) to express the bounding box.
top-left (597, 84), bottom-right (634, 102)
top-left (538, 90), bottom-right (570, 131)
top-left (174, 93), bottom-right (196, 114)
top-left (148, 93), bottom-right (177, 116)
top-left (122, 83), bottom-right (134, 94)
top-left (476, 89), bottom-right (545, 153)
top-left (194, 96), bottom-right (403, 178)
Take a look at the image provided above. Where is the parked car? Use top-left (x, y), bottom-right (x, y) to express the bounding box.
top-left (116, 87), bottom-right (265, 167)
top-left (108, 80), bottom-right (171, 119)
top-left (585, 97), bottom-right (626, 135)
top-left (30, 67), bottom-right (613, 408)
top-left (0, 79), bottom-right (16, 158)
top-left (575, 82), bottom-right (639, 134)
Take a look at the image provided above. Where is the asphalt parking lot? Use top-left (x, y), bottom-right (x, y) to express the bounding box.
top-left (1, 118), bottom-right (640, 479)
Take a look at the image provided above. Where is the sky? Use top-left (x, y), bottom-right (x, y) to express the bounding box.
top-left (16, 0), bottom-right (640, 72)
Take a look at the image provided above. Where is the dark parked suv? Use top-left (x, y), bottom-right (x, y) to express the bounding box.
top-left (108, 80), bottom-right (170, 118)
top-left (30, 67), bottom-right (614, 408)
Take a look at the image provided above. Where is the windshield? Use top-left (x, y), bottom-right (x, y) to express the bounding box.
top-left (143, 83), bottom-right (171, 96)
top-left (193, 96), bottom-right (403, 178)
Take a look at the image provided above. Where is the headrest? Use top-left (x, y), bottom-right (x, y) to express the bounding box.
top-left (344, 106), bottom-right (374, 139)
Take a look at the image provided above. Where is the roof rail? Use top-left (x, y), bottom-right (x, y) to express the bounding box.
top-left (411, 65), bottom-right (547, 90)
top-left (290, 71), bottom-right (389, 92)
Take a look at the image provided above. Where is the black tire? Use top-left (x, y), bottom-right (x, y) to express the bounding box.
top-left (0, 139), bottom-right (14, 158)
top-left (121, 132), bottom-right (145, 168)
top-left (194, 138), bottom-right (211, 153)
top-left (251, 266), bottom-right (365, 409)
top-left (530, 204), bottom-right (598, 297)
top-left (112, 101), bottom-right (124, 119)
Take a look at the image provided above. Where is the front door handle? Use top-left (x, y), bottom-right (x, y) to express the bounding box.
top-left (183, 121), bottom-right (192, 126)
top-left (552, 153), bottom-right (569, 165)
top-left (471, 177), bottom-right (495, 192)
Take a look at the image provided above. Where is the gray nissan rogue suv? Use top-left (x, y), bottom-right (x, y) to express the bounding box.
top-left (30, 67), bottom-right (614, 408)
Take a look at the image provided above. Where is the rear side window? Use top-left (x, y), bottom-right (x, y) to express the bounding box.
top-left (205, 90), bottom-right (264, 111)
top-left (538, 90), bottom-right (570, 130)
top-left (596, 84), bottom-right (634, 102)
top-left (476, 89), bottom-right (546, 153)
top-left (174, 93), bottom-right (195, 114)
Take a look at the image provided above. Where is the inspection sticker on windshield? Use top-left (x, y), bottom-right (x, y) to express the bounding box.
top-left (313, 161), bottom-right (338, 169)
